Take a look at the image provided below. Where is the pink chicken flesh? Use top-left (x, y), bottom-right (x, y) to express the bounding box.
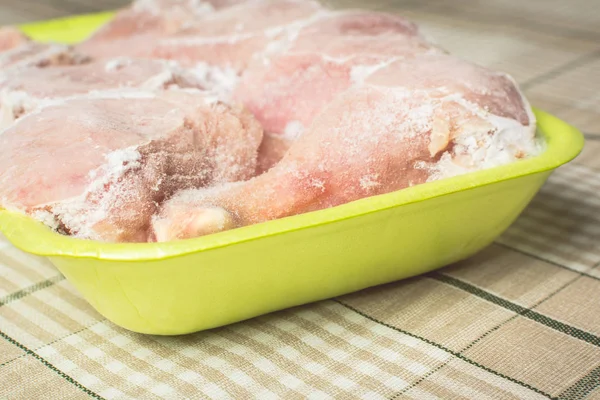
top-left (0, 0), bottom-right (541, 243)
top-left (0, 58), bottom-right (232, 129)
top-left (235, 10), bottom-right (439, 141)
top-left (0, 29), bottom-right (88, 72)
top-left (0, 42), bottom-right (88, 71)
top-left (150, 55), bottom-right (538, 241)
top-left (0, 91), bottom-right (262, 242)
top-left (232, 10), bottom-right (443, 171)
top-left (79, 0), bottom-right (323, 72)
top-left (148, 0), bottom-right (322, 71)
top-left (0, 27), bottom-right (29, 52)
top-left (75, 0), bottom-right (212, 62)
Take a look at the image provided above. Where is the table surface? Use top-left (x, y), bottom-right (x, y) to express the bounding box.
top-left (1, 1), bottom-right (599, 399)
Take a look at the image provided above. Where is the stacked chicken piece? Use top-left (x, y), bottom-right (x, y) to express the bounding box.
top-left (0, 0), bottom-right (541, 242)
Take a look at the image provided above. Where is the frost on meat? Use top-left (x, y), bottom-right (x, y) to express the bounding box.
top-left (0, 58), bottom-right (233, 129)
top-left (0, 91), bottom-right (262, 242)
top-left (0, 27), bottom-right (30, 52)
top-left (233, 10), bottom-right (443, 170)
top-left (150, 53), bottom-right (539, 241)
top-left (0, 29), bottom-right (88, 72)
top-left (78, 0), bottom-right (323, 72)
top-left (0, 0), bottom-right (542, 243)
top-left (235, 10), bottom-right (440, 137)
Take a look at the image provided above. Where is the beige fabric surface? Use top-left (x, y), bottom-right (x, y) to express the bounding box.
top-left (1, 0), bottom-right (599, 399)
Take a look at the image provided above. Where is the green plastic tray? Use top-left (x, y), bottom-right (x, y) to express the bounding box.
top-left (0, 13), bottom-right (584, 335)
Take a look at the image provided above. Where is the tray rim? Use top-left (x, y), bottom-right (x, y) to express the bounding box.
top-left (18, 11), bottom-right (117, 44)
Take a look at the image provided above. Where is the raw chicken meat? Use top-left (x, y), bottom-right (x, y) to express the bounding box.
top-left (0, 40), bottom-right (93, 129)
top-left (149, 0), bottom-right (322, 71)
top-left (76, 0), bottom-right (217, 62)
top-left (0, 90), bottom-right (262, 242)
top-left (300, 9), bottom-right (419, 36)
top-left (0, 29), bottom-right (87, 71)
top-left (0, 42), bottom-right (87, 72)
top-left (0, 58), bottom-right (233, 129)
top-left (0, 0), bottom-right (542, 243)
top-left (82, 0), bottom-right (214, 43)
top-left (150, 53), bottom-right (538, 241)
top-left (79, 0), bottom-right (323, 71)
top-left (233, 10), bottom-right (441, 170)
top-left (235, 10), bottom-right (439, 137)
top-left (0, 58), bottom-right (196, 98)
top-left (0, 27), bottom-right (29, 52)
top-left (87, 0), bottom-right (256, 43)
top-left (368, 54), bottom-right (531, 126)
top-left (256, 133), bottom-right (295, 174)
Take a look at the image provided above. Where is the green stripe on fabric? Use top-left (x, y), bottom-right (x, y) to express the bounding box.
top-left (333, 300), bottom-right (554, 399)
top-left (557, 364), bottom-right (600, 400)
top-left (495, 241), bottom-right (600, 282)
top-left (431, 273), bottom-right (600, 348)
top-left (0, 330), bottom-right (105, 400)
top-left (0, 321), bottom-right (104, 369)
top-left (0, 275), bottom-right (66, 307)
top-left (389, 361), bottom-right (451, 399)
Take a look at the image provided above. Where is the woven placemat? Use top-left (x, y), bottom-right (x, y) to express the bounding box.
top-left (1, 0), bottom-right (599, 398)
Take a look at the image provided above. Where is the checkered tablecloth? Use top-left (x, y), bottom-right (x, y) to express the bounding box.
top-left (1, 0), bottom-right (599, 399)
